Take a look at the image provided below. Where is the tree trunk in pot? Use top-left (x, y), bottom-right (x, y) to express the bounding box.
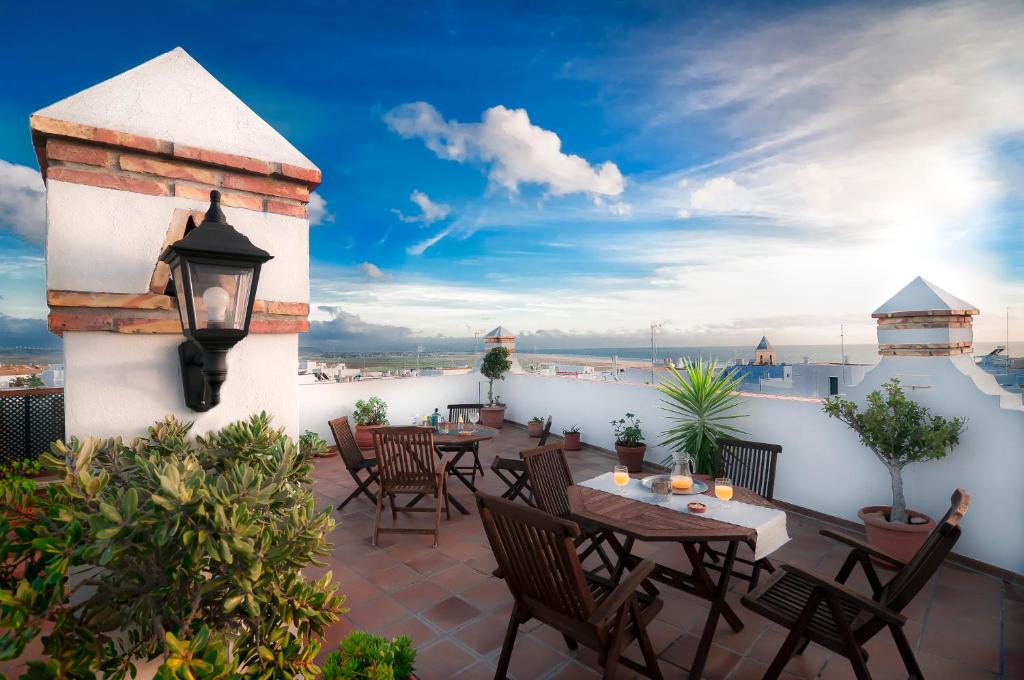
top-left (480, 406), bottom-right (506, 428)
top-left (859, 505), bottom-right (935, 565)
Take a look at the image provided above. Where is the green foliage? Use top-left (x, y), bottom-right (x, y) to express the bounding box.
top-left (321, 632), bottom-right (416, 680)
top-left (562, 424), bottom-right (581, 434)
top-left (0, 412), bottom-right (346, 680)
top-left (353, 397), bottom-right (389, 426)
top-left (528, 416), bottom-right (544, 424)
top-left (610, 413), bottom-right (644, 448)
top-left (0, 458), bottom-right (44, 509)
top-left (657, 360), bottom-right (746, 474)
top-left (480, 347), bottom-right (512, 405)
top-left (300, 430), bottom-right (330, 457)
top-left (10, 375), bottom-right (44, 388)
top-left (823, 378), bottom-right (966, 523)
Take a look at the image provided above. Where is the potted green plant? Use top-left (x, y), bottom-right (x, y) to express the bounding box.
top-left (657, 359), bottom-right (746, 474)
top-left (480, 346), bottom-right (513, 428)
top-left (300, 429), bottom-right (333, 457)
top-left (611, 413), bottom-right (646, 472)
top-left (1, 458), bottom-right (45, 581)
top-left (353, 396), bottom-right (389, 448)
top-left (321, 631), bottom-right (417, 679)
top-left (0, 413), bottom-right (346, 678)
top-left (527, 416), bottom-right (545, 437)
top-left (562, 424), bottom-right (582, 451)
top-left (824, 378), bottom-right (966, 562)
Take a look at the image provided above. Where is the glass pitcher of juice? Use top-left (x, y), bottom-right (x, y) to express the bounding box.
top-left (670, 452), bottom-right (694, 491)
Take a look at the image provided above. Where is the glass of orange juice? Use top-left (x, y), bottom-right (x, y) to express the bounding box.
top-left (613, 465), bottom-right (630, 494)
top-left (715, 477), bottom-right (734, 508)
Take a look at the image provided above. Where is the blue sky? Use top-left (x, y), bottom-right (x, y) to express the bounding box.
top-left (1, 0), bottom-right (1022, 350)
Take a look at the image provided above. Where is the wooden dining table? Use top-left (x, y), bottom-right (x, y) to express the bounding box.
top-left (567, 475), bottom-right (780, 680)
top-left (408, 425), bottom-right (497, 515)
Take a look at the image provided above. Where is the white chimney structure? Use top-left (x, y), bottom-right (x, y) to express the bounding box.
top-left (33, 48), bottom-right (318, 437)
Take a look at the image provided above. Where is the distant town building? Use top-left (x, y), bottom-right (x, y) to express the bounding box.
top-left (754, 336), bottom-right (776, 365)
top-left (483, 325), bottom-right (523, 374)
top-left (0, 364), bottom-right (44, 389)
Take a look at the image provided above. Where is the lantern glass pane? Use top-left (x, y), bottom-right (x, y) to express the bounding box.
top-left (172, 263), bottom-right (192, 331)
top-left (188, 262), bottom-right (253, 331)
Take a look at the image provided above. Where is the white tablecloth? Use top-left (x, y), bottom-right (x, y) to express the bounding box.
top-left (579, 473), bottom-right (790, 560)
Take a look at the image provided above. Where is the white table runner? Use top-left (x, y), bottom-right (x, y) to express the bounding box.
top-left (579, 473), bottom-right (790, 560)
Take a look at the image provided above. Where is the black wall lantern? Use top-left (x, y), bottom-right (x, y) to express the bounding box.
top-left (160, 191), bottom-right (273, 411)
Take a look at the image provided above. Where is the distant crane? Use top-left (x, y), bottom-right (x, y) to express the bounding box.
top-left (650, 321), bottom-right (663, 384)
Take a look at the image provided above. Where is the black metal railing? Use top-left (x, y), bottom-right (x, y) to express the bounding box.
top-left (0, 388), bottom-right (65, 464)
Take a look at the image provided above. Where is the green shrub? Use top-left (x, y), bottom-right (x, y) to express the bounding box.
top-left (353, 397), bottom-right (389, 426)
top-left (480, 347), bottom-right (512, 405)
top-left (321, 632), bottom-right (416, 680)
top-left (0, 412), bottom-right (346, 679)
top-left (528, 416), bottom-right (544, 424)
top-left (562, 424), bottom-right (581, 434)
top-left (300, 430), bottom-right (330, 457)
top-left (610, 413), bottom-right (644, 447)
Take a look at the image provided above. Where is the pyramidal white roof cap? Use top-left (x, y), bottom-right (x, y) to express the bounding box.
top-left (873, 276), bottom-right (978, 317)
top-left (33, 47), bottom-right (316, 171)
top-left (756, 335), bottom-right (773, 350)
top-left (485, 326), bottom-right (516, 338)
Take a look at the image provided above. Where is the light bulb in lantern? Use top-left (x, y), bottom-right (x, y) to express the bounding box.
top-left (202, 286), bottom-right (231, 327)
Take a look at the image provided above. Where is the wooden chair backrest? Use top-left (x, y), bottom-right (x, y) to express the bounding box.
top-left (448, 403), bottom-right (484, 424)
top-left (522, 443), bottom-right (574, 520)
top-left (328, 416), bottom-right (365, 470)
top-left (537, 416), bottom-right (554, 445)
top-left (477, 493), bottom-right (595, 626)
top-left (716, 438), bottom-right (782, 500)
top-left (373, 427), bottom-right (437, 487)
top-left (877, 489), bottom-right (969, 615)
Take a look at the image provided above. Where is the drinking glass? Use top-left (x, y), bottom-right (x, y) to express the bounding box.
top-left (613, 465), bottom-right (630, 495)
top-left (472, 409), bottom-right (481, 428)
top-left (715, 477), bottom-right (734, 508)
top-left (651, 478), bottom-right (672, 504)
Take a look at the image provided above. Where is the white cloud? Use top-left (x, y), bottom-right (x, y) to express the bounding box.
top-left (406, 226), bottom-right (453, 256)
top-left (308, 192), bottom-right (334, 226)
top-left (608, 201), bottom-right (633, 217)
top-left (392, 190), bottom-right (451, 224)
top-left (0, 161), bottom-right (46, 243)
top-left (385, 102), bottom-right (625, 198)
top-left (357, 261), bottom-right (392, 281)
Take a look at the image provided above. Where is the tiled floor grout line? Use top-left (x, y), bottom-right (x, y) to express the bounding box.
top-left (999, 580), bottom-right (1006, 680)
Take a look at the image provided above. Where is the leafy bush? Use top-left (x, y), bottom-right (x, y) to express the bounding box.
top-left (480, 347), bottom-right (512, 405)
top-left (562, 424), bottom-right (581, 434)
top-left (321, 632), bottom-right (416, 680)
top-left (528, 416), bottom-right (544, 424)
top-left (353, 397), bottom-right (389, 426)
top-left (0, 412), bottom-right (346, 679)
top-left (300, 430), bottom-right (330, 457)
top-left (824, 378), bottom-right (966, 523)
top-left (657, 359), bottom-right (746, 474)
top-left (610, 413), bottom-right (644, 447)
top-left (0, 458), bottom-right (44, 510)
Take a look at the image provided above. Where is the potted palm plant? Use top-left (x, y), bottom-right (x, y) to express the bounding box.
top-left (527, 416), bottom-right (545, 437)
top-left (611, 413), bottom-right (646, 472)
top-left (480, 346), bottom-right (513, 428)
top-left (353, 396), bottom-right (389, 448)
top-left (658, 359), bottom-right (746, 474)
top-left (562, 424), bottom-right (582, 451)
top-left (824, 378), bottom-right (966, 562)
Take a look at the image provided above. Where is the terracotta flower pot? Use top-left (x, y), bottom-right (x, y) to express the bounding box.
top-left (480, 406), bottom-right (506, 428)
top-left (858, 505), bottom-right (936, 565)
top-left (527, 421), bottom-right (544, 437)
top-left (563, 432), bottom-right (582, 451)
top-left (615, 444), bottom-right (647, 473)
top-left (354, 423), bottom-right (385, 449)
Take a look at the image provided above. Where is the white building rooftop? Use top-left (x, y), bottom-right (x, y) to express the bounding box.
top-left (872, 276), bottom-right (979, 317)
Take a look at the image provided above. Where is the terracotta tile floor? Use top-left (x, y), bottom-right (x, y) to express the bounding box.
top-left (1, 425), bottom-right (1015, 680)
top-left (309, 425), bottom-right (1017, 679)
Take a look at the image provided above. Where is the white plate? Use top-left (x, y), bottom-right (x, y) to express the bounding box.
top-left (640, 474), bottom-right (709, 495)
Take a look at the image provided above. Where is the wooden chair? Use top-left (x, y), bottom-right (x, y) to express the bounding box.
top-left (521, 442), bottom-right (616, 575)
top-left (438, 403), bottom-right (486, 485)
top-left (328, 416), bottom-right (380, 510)
top-left (537, 415), bottom-right (553, 445)
top-left (742, 489), bottom-right (969, 680)
top-left (490, 455), bottom-right (532, 504)
top-left (477, 493), bottom-right (664, 680)
top-left (372, 426), bottom-right (451, 547)
top-left (701, 437), bottom-right (783, 589)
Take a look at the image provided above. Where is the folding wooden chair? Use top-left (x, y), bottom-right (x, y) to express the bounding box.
top-left (328, 416), bottom-right (380, 510)
top-left (742, 489), bottom-right (969, 680)
top-left (438, 403), bottom-right (486, 485)
top-left (477, 493), bottom-right (664, 680)
top-left (522, 442), bottom-right (616, 576)
top-left (537, 415), bottom-right (553, 445)
top-left (372, 426), bottom-right (451, 547)
top-left (490, 455), bottom-right (532, 504)
top-left (701, 437), bottom-right (783, 589)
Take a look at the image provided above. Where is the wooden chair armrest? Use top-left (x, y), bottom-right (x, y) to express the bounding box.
top-left (779, 564), bottom-right (905, 627)
top-left (588, 559), bottom-right (657, 625)
top-left (435, 451), bottom-right (455, 476)
top-left (820, 528), bottom-right (906, 568)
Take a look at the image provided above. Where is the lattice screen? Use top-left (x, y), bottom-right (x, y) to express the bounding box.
top-left (0, 390), bottom-right (65, 464)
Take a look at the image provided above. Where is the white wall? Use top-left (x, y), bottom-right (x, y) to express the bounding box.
top-left (64, 332), bottom-right (300, 438)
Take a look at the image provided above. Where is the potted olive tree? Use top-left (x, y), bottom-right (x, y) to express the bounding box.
top-left (611, 413), bottom-right (646, 472)
top-left (353, 396), bottom-right (389, 448)
top-left (562, 424), bottom-right (582, 451)
top-left (480, 346), bottom-right (512, 428)
top-left (824, 378), bottom-right (966, 562)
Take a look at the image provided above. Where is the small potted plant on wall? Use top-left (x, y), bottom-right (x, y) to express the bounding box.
top-left (824, 378), bottom-right (966, 562)
top-left (480, 346), bottom-right (513, 428)
top-left (611, 413), bottom-right (646, 472)
top-left (527, 416), bottom-right (545, 437)
top-left (353, 396), bottom-right (389, 448)
top-left (562, 424), bottom-right (582, 451)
